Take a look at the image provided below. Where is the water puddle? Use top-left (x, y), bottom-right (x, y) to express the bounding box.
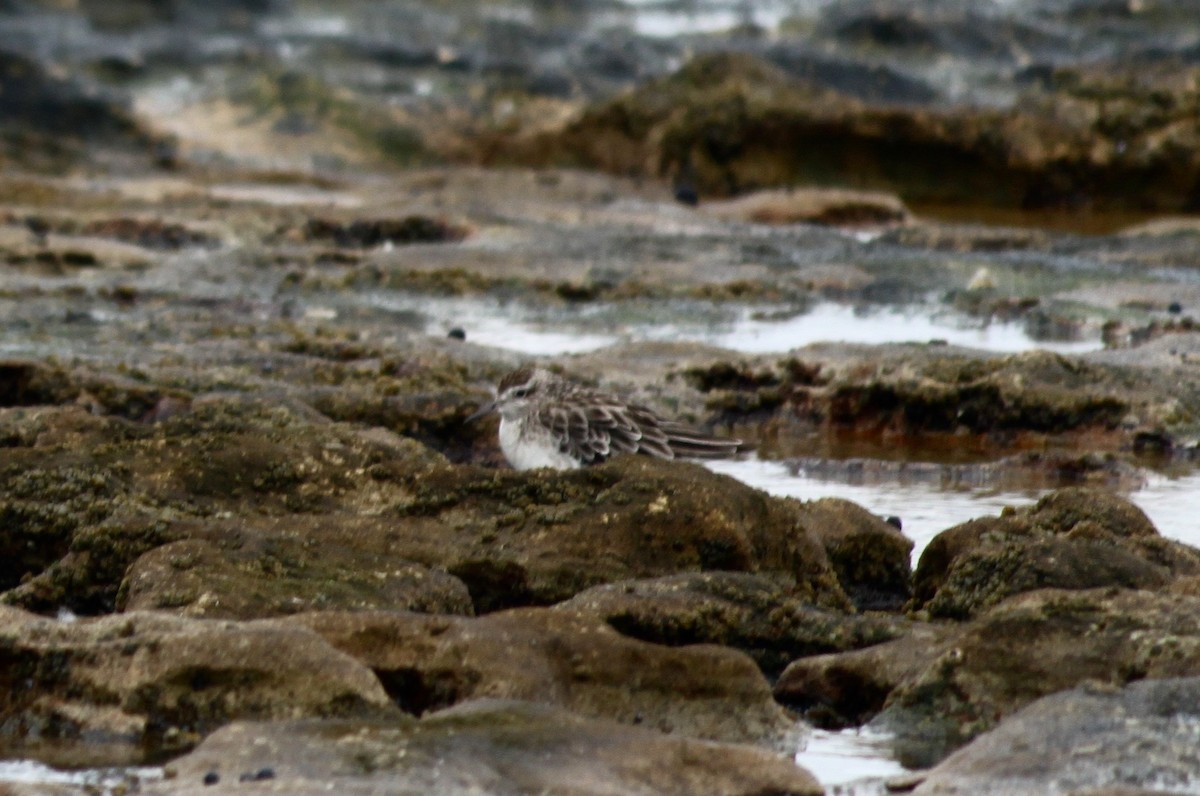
top-left (797, 727), bottom-right (906, 795)
top-left (689, 302), bottom-right (1099, 355)
top-left (363, 294), bottom-right (619, 354)
top-left (0, 761), bottom-right (162, 793)
top-left (366, 294), bottom-right (1099, 356)
top-left (625, 0), bottom-right (816, 37)
top-left (207, 183), bottom-right (363, 208)
top-left (707, 458), bottom-right (1200, 561)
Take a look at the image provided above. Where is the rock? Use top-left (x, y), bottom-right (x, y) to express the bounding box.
top-left (1, 386), bottom-right (848, 618)
top-left (158, 700), bottom-right (822, 796)
top-left (374, 454), bottom-right (850, 612)
top-left (514, 41), bottom-right (1200, 214)
top-left (804, 497), bottom-right (913, 611)
top-left (701, 187), bottom-right (910, 226)
top-left (0, 606), bottom-right (392, 768)
top-left (825, 351), bottom-right (1132, 436)
top-left (912, 487), bottom-right (1200, 619)
top-left (0, 397), bottom-right (454, 614)
top-left (79, 217), bottom-right (216, 250)
top-left (287, 607), bottom-right (798, 748)
top-left (556, 571), bottom-right (904, 676)
top-left (0, 360), bottom-right (165, 419)
top-left (912, 678), bottom-right (1200, 795)
top-left (119, 538), bottom-right (474, 619)
top-left (0, 227), bottom-right (154, 272)
top-left (880, 587), bottom-right (1200, 768)
top-left (690, 345), bottom-right (1200, 455)
top-left (774, 620), bottom-right (959, 728)
top-left (0, 50), bottom-right (150, 168)
top-left (300, 216), bottom-right (468, 248)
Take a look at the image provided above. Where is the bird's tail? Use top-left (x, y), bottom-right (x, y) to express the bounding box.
top-left (660, 423), bottom-right (744, 459)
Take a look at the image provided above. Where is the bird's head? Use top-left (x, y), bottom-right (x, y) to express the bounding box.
top-left (466, 367), bottom-right (551, 422)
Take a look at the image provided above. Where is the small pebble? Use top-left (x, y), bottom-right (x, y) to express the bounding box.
top-left (202, 771), bottom-right (219, 786)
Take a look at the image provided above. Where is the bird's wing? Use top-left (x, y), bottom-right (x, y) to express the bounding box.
top-left (537, 393), bottom-right (674, 465)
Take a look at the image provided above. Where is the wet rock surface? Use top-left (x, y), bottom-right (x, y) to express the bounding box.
top-left (1, 177), bottom-right (1199, 795)
top-left (882, 587), bottom-right (1200, 768)
top-left (8, 0), bottom-right (1200, 216)
top-left (911, 677), bottom-right (1200, 795)
top-left (774, 620), bottom-right (960, 729)
top-left (157, 700), bottom-right (822, 796)
top-left (287, 607), bottom-right (798, 747)
top-left (557, 571), bottom-right (906, 676)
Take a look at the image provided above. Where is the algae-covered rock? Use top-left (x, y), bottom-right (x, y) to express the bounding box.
top-left (383, 454), bottom-right (850, 611)
top-left (519, 48), bottom-right (1200, 213)
top-left (699, 343), bottom-right (1200, 459)
top-left (913, 487), bottom-right (1200, 619)
top-left (119, 537), bottom-right (474, 619)
top-left (0, 396), bottom-right (455, 615)
top-left (1, 386), bottom-right (848, 619)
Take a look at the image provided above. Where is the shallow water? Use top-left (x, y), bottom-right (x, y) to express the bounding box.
top-left (708, 458), bottom-right (1200, 788)
top-left (707, 458), bottom-right (1200, 562)
top-left (626, 0), bottom-right (814, 37)
top-left (796, 727), bottom-right (906, 794)
top-left (0, 761), bottom-right (162, 793)
top-left (367, 294), bottom-right (1099, 356)
top-left (696, 302), bottom-right (1099, 355)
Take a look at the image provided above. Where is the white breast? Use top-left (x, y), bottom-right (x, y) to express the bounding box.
top-left (499, 417), bottom-right (581, 471)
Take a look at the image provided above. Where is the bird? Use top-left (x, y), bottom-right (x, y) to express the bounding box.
top-left (467, 367), bottom-right (742, 471)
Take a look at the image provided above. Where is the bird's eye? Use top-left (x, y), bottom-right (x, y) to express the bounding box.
top-left (512, 388), bottom-right (528, 398)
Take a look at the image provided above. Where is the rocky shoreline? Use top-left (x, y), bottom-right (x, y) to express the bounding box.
top-left (6, 1), bottom-right (1200, 794)
top-left (4, 160), bottom-right (1200, 792)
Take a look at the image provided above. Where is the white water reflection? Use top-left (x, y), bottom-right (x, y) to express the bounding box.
top-left (797, 728), bottom-right (906, 794)
top-left (365, 294), bottom-right (619, 354)
top-left (0, 761), bottom-right (162, 792)
top-left (706, 459), bottom-right (1200, 566)
top-left (705, 458), bottom-right (1037, 560)
top-left (372, 294), bottom-right (1099, 356)
top-left (625, 0), bottom-right (818, 37)
top-left (699, 303), bottom-right (1100, 355)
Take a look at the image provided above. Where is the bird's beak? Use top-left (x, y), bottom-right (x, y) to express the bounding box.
top-left (465, 399), bottom-right (497, 423)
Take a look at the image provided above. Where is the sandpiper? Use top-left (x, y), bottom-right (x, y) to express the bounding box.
top-left (468, 367), bottom-right (742, 470)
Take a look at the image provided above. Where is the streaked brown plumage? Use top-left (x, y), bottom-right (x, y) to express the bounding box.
top-left (469, 367), bottom-right (742, 470)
